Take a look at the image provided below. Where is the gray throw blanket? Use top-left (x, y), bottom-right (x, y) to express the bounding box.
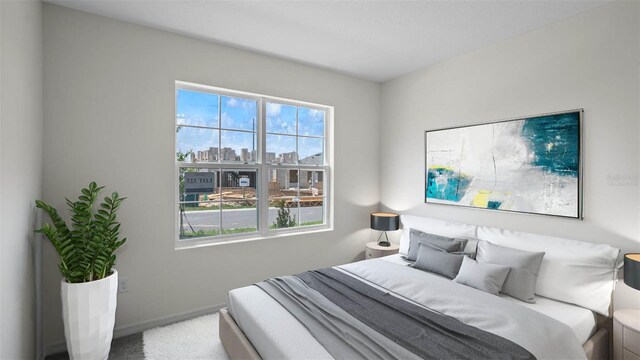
top-left (257, 268), bottom-right (538, 360)
top-left (256, 276), bottom-right (422, 360)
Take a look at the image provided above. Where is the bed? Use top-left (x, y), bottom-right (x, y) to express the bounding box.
top-left (220, 216), bottom-right (621, 360)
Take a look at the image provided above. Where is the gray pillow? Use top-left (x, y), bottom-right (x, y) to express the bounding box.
top-left (406, 229), bottom-right (468, 262)
top-left (411, 242), bottom-right (465, 279)
top-left (453, 256), bottom-right (511, 295)
top-left (450, 239), bottom-right (479, 259)
top-left (476, 240), bottom-right (545, 303)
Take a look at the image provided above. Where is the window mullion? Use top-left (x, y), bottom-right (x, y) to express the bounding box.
top-left (218, 96), bottom-right (222, 233)
top-left (295, 106), bottom-right (301, 227)
top-left (259, 98), bottom-right (269, 236)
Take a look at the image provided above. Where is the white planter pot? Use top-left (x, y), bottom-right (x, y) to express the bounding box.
top-left (61, 269), bottom-right (118, 360)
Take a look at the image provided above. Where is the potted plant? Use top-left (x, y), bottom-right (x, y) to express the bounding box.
top-left (36, 182), bottom-right (126, 360)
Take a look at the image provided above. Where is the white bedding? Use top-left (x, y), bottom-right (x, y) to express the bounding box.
top-left (228, 285), bottom-right (333, 360)
top-left (500, 294), bottom-right (596, 344)
top-left (380, 254), bottom-right (597, 344)
top-left (227, 254), bottom-right (597, 359)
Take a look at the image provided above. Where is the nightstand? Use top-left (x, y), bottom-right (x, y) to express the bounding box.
top-left (614, 309), bottom-right (640, 360)
top-left (365, 241), bottom-right (399, 260)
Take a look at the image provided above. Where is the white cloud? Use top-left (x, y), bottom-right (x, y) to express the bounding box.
top-left (226, 98), bottom-right (239, 108)
top-left (221, 112), bottom-right (235, 128)
top-left (240, 100), bottom-right (255, 110)
top-left (180, 116), bottom-right (209, 127)
top-left (280, 123), bottom-right (291, 132)
top-left (226, 97), bottom-right (256, 110)
top-left (267, 103), bottom-right (281, 116)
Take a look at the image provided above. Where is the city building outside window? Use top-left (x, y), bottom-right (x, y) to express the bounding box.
top-left (175, 81), bottom-right (332, 247)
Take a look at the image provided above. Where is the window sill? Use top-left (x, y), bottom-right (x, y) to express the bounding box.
top-left (174, 225), bottom-right (333, 251)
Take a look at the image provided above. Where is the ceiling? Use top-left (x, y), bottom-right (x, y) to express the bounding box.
top-left (45, 0), bottom-right (610, 82)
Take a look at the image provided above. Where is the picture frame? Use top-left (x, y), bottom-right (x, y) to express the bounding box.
top-left (424, 109), bottom-right (583, 219)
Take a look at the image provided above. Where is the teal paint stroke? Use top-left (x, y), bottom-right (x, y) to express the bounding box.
top-left (521, 112), bottom-right (580, 177)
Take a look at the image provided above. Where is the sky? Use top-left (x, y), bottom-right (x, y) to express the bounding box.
top-left (176, 89), bottom-right (324, 161)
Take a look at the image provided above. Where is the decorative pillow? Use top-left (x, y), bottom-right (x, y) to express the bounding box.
top-left (477, 226), bottom-right (621, 316)
top-left (476, 240), bottom-right (544, 303)
top-left (451, 240), bottom-right (480, 259)
top-left (453, 256), bottom-right (511, 295)
top-left (405, 229), bottom-right (468, 262)
top-left (411, 243), bottom-right (465, 279)
top-left (399, 215), bottom-right (477, 256)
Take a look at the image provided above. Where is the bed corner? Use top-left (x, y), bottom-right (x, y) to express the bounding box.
top-left (219, 308), bottom-right (261, 360)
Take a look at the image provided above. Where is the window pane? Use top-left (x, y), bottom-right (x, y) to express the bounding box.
top-left (269, 198), bottom-right (299, 229)
top-left (220, 170), bottom-right (258, 202)
top-left (178, 165), bottom-right (221, 239)
top-left (266, 102), bottom-right (296, 135)
top-left (222, 201), bottom-right (258, 235)
top-left (218, 168), bottom-right (257, 235)
top-left (221, 130), bottom-right (257, 163)
top-left (268, 168), bottom-right (299, 229)
top-left (299, 169), bottom-right (324, 227)
top-left (299, 198), bottom-right (324, 227)
top-left (179, 201), bottom-right (220, 239)
top-left (298, 137), bottom-right (323, 165)
top-left (221, 96), bottom-right (257, 131)
top-left (298, 170), bottom-right (324, 196)
top-left (176, 89), bottom-right (219, 128)
top-left (298, 107), bottom-right (324, 137)
top-left (179, 168), bottom-right (219, 202)
top-left (266, 134), bottom-right (297, 164)
top-left (268, 169), bottom-right (298, 200)
top-left (176, 127), bottom-right (219, 163)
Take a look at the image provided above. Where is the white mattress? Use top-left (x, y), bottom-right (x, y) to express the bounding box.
top-left (499, 293), bottom-right (596, 344)
top-left (227, 254), bottom-right (596, 359)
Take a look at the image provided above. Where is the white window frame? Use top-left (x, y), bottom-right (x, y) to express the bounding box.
top-left (175, 81), bottom-right (333, 249)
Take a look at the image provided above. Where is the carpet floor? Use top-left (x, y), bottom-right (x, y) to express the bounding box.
top-left (47, 313), bottom-right (230, 360)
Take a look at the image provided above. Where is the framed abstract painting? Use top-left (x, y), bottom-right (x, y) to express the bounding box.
top-left (425, 109), bottom-right (582, 219)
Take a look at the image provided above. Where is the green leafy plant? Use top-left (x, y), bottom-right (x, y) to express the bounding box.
top-left (273, 200), bottom-right (296, 228)
top-left (35, 182), bottom-right (127, 283)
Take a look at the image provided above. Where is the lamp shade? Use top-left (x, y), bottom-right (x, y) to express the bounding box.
top-left (370, 212), bottom-right (400, 231)
top-left (624, 253), bottom-right (640, 291)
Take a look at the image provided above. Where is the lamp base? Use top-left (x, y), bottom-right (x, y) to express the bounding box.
top-left (377, 232), bottom-right (391, 247)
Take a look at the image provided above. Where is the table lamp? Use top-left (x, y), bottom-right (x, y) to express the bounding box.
top-left (370, 212), bottom-right (399, 247)
top-left (624, 253), bottom-right (640, 291)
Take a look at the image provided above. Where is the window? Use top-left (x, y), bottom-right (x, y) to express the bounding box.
top-left (175, 81), bottom-right (331, 246)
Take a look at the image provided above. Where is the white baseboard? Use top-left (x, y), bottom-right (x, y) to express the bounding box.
top-left (44, 303), bottom-right (225, 357)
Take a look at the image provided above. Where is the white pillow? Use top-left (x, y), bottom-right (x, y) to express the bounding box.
top-left (399, 215), bottom-right (477, 256)
top-left (477, 226), bottom-right (621, 316)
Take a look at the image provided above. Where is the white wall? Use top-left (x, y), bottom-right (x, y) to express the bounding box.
top-left (42, 4), bottom-right (380, 351)
top-left (0, 0), bottom-right (43, 358)
top-left (380, 2), bottom-right (639, 307)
